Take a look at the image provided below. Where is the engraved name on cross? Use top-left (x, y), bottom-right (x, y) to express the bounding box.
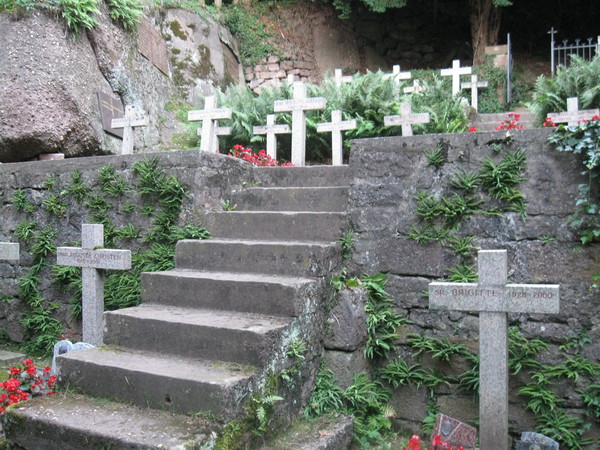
top-left (384, 102), bottom-right (430, 136)
top-left (56, 224), bottom-right (132, 346)
top-left (188, 96), bottom-right (232, 152)
top-left (548, 97), bottom-right (600, 126)
top-left (253, 114), bottom-right (291, 160)
top-left (429, 250), bottom-right (560, 450)
top-left (316, 110), bottom-right (357, 166)
top-left (441, 59), bottom-right (472, 95)
top-left (111, 105), bottom-right (148, 155)
top-left (0, 242), bottom-right (19, 261)
top-left (274, 82), bottom-right (326, 166)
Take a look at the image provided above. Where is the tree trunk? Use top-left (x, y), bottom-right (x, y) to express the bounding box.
top-left (469, 0), bottom-right (502, 66)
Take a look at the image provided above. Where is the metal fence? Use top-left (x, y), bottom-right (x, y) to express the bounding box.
top-left (549, 28), bottom-right (600, 74)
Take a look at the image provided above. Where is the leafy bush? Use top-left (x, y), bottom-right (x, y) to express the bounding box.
top-left (59, 0), bottom-right (100, 34)
top-left (106, 0), bottom-right (143, 30)
top-left (529, 55), bottom-right (600, 124)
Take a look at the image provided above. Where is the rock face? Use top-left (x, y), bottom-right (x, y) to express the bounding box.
top-left (0, 6), bottom-right (242, 162)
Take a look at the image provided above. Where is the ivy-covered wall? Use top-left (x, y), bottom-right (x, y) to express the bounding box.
top-left (344, 129), bottom-right (599, 447)
top-left (0, 150), bottom-right (252, 353)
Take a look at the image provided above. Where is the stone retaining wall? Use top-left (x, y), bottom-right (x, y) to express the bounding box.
top-left (339, 129), bottom-right (599, 446)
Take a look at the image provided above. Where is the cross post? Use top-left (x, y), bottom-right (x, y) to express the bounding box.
top-left (253, 114), bottom-right (291, 160)
top-left (0, 242), bottom-right (19, 261)
top-left (383, 65), bottom-right (412, 84)
top-left (334, 69), bottom-right (353, 86)
top-left (56, 224), bottom-right (132, 346)
top-left (548, 97), bottom-right (600, 126)
top-left (111, 105), bottom-right (148, 155)
top-left (441, 59), bottom-right (472, 95)
top-left (274, 82), bottom-right (326, 166)
top-left (461, 74), bottom-right (489, 112)
top-left (316, 110), bottom-right (357, 166)
top-left (429, 250), bottom-right (560, 450)
top-left (383, 102), bottom-right (430, 136)
top-left (188, 96), bottom-right (232, 152)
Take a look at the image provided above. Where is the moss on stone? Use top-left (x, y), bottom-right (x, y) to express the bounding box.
top-left (169, 20), bottom-right (188, 40)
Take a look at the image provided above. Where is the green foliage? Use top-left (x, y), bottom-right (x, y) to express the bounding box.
top-left (548, 117), bottom-right (600, 245)
top-left (529, 55), bottom-right (600, 124)
top-left (580, 384), bottom-right (600, 419)
top-left (362, 273), bottom-right (406, 359)
top-left (536, 409), bottom-right (593, 450)
top-left (446, 263), bottom-right (477, 282)
top-left (221, 5), bottom-right (279, 67)
top-left (445, 235), bottom-right (476, 257)
top-left (251, 394), bottom-right (283, 435)
top-left (424, 146), bottom-right (445, 167)
top-left (60, 0), bottom-right (100, 34)
top-left (65, 170), bottom-right (89, 203)
top-left (106, 0), bottom-right (143, 30)
top-left (42, 194), bottom-right (67, 217)
top-left (337, 230), bottom-right (354, 260)
top-left (479, 148), bottom-right (527, 216)
top-left (305, 363), bottom-right (345, 418)
top-left (99, 165), bottom-right (130, 197)
top-left (450, 169), bottom-right (480, 191)
top-left (14, 221), bottom-right (37, 242)
top-left (407, 333), bottom-right (469, 362)
top-left (508, 327), bottom-right (547, 375)
top-left (12, 189), bottom-right (35, 213)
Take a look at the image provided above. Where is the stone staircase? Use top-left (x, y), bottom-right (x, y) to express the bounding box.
top-left (5, 166), bottom-right (351, 449)
top-left (471, 108), bottom-right (537, 131)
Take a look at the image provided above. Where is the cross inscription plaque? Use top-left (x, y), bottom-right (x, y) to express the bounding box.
top-left (384, 102), bottom-right (430, 136)
top-left (429, 250), bottom-right (559, 450)
top-left (57, 224), bottom-right (132, 346)
top-left (548, 97), bottom-right (600, 126)
top-left (274, 82), bottom-right (326, 166)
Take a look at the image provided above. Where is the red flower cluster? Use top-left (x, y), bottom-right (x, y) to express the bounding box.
top-left (402, 435), bottom-right (465, 450)
top-left (224, 145), bottom-right (293, 167)
top-left (0, 359), bottom-right (57, 413)
top-left (495, 113), bottom-right (524, 130)
top-left (543, 117), bottom-right (556, 128)
top-left (467, 126), bottom-right (478, 132)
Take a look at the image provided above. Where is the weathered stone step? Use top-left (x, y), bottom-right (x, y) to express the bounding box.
top-left (57, 347), bottom-right (254, 417)
top-left (142, 269), bottom-right (317, 317)
top-left (4, 393), bottom-right (214, 450)
top-left (175, 239), bottom-right (340, 277)
top-left (253, 166), bottom-right (350, 187)
top-left (231, 186), bottom-right (348, 212)
top-left (204, 211), bottom-right (348, 242)
top-left (105, 305), bottom-right (289, 366)
top-left (472, 111), bottom-right (537, 131)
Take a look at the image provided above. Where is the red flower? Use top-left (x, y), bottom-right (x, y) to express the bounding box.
top-left (543, 117), bottom-right (556, 127)
top-left (468, 126), bottom-right (477, 132)
top-left (22, 359), bottom-right (33, 366)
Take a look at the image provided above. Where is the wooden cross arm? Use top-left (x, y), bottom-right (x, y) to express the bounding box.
top-left (316, 119), bottom-right (357, 133)
top-left (111, 117), bottom-right (148, 128)
top-left (57, 247), bottom-right (132, 270)
top-left (429, 282), bottom-right (560, 314)
top-left (273, 97), bottom-right (327, 112)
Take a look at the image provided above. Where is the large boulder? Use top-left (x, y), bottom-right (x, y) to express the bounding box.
top-left (0, 6), bottom-right (242, 162)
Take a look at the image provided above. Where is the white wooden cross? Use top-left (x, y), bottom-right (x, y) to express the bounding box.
top-left (383, 64), bottom-right (412, 83)
top-left (286, 74), bottom-right (296, 84)
top-left (334, 69), bottom-right (353, 86)
top-left (56, 224), bottom-right (132, 346)
top-left (403, 79), bottom-right (426, 94)
top-left (0, 242), bottom-right (19, 261)
top-left (274, 82), bottom-right (326, 166)
top-left (111, 105), bottom-right (148, 155)
top-left (429, 250), bottom-right (560, 450)
top-left (253, 114), bottom-right (291, 160)
top-left (317, 110), bottom-right (357, 166)
top-left (188, 96), bottom-right (232, 152)
top-left (383, 102), bottom-right (430, 136)
top-left (441, 59), bottom-right (472, 95)
top-left (461, 74), bottom-right (489, 112)
top-left (548, 97), bottom-right (600, 126)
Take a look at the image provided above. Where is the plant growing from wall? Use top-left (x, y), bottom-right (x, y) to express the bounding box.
top-left (9, 159), bottom-right (209, 355)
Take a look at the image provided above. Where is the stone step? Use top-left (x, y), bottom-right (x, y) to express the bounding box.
top-left (57, 347), bottom-right (254, 417)
top-left (105, 305), bottom-right (289, 366)
top-left (204, 211), bottom-right (348, 242)
top-left (472, 111), bottom-right (537, 131)
top-left (231, 186), bottom-right (348, 212)
top-left (4, 393), bottom-right (215, 450)
top-left (141, 269), bottom-right (317, 317)
top-left (175, 238), bottom-right (340, 277)
top-left (253, 166), bottom-right (350, 187)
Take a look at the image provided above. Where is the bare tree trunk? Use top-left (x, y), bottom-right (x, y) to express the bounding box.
top-left (469, 0), bottom-right (502, 66)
